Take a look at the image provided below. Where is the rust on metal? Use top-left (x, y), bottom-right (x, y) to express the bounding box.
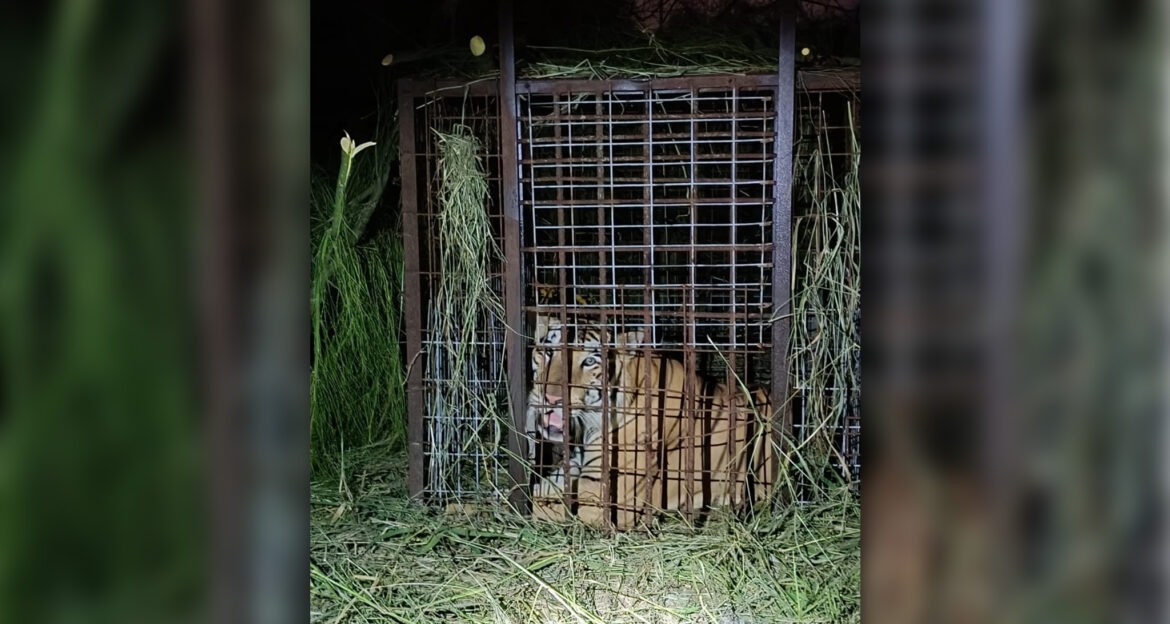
top-left (518, 74), bottom-right (785, 524)
top-left (398, 81), bottom-right (426, 499)
top-left (497, 0), bottom-right (530, 513)
top-left (771, 0), bottom-right (797, 484)
top-left (401, 56), bottom-right (860, 516)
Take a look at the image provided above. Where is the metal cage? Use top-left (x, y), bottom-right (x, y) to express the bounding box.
top-left (398, 69), bottom-right (858, 519)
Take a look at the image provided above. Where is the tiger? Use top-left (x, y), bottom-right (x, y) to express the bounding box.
top-left (523, 290), bottom-right (597, 480)
top-left (536, 285), bottom-right (596, 307)
top-left (527, 314), bottom-right (776, 529)
top-left (525, 314), bottom-right (582, 507)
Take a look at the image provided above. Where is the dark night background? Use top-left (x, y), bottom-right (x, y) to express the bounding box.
top-left (311, 0), bottom-right (860, 169)
top-left (0, 1), bottom-right (1163, 622)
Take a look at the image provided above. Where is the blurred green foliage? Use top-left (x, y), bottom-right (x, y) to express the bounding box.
top-left (0, 1), bottom-right (200, 622)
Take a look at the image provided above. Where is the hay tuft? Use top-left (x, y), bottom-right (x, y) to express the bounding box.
top-left (788, 98), bottom-right (860, 494)
top-left (427, 124), bottom-right (511, 500)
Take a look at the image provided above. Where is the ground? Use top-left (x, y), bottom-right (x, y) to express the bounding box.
top-left (310, 442), bottom-right (859, 623)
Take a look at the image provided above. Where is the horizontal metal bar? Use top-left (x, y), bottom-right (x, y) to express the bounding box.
top-left (797, 68), bottom-right (860, 92)
top-left (524, 289), bottom-right (773, 296)
top-left (528, 226), bottom-right (772, 233)
top-left (522, 197), bottom-right (775, 208)
top-left (524, 91), bottom-right (777, 102)
top-left (524, 135), bottom-right (774, 147)
top-left (523, 154), bottom-right (772, 166)
top-left (528, 181), bottom-right (772, 191)
top-left (517, 73), bottom-right (781, 94)
top-left (525, 242), bottom-right (771, 252)
top-left (520, 308), bottom-right (773, 322)
top-left (398, 68), bottom-right (856, 101)
top-left (522, 111), bottom-right (775, 124)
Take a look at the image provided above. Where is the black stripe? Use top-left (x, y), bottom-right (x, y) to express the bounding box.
top-left (745, 394), bottom-right (757, 513)
top-left (655, 359), bottom-right (669, 512)
top-left (700, 378), bottom-right (715, 515)
top-left (609, 362), bottom-right (624, 528)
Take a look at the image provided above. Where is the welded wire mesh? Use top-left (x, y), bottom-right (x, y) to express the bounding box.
top-left (410, 91), bottom-right (512, 501)
top-left (401, 73), bottom-right (861, 513)
top-left (520, 81), bottom-right (781, 523)
top-left (791, 87), bottom-right (861, 493)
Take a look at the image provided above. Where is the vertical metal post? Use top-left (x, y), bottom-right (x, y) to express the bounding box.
top-left (727, 87), bottom-right (741, 507)
top-left (498, 0), bottom-right (529, 511)
top-left (641, 89), bottom-right (656, 524)
top-left (771, 0), bottom-right (797, 479)
top-left (398, 82), bottom-right (426, 499)
top-left (192, 0), bottom-right (240, 620)
top-left (983, 0), bottom-right (1024, 600)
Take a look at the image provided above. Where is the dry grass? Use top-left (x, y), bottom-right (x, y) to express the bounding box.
top-left (310, 444), bottom-right (859, 624)
top-left (309, 57), bottom-right (862, 624)
top-left (788, 98), bottom-right (860, 490)
top-left (424, 125), bottom-right (513, 501)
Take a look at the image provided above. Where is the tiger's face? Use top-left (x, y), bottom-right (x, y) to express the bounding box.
top-left (530, 315), bottom-right (607, 443)
top-left (530, 315), bottom-right (644, 442)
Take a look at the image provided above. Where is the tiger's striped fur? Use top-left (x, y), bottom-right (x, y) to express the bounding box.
top-left (528, 315), bottom-right (776, 529)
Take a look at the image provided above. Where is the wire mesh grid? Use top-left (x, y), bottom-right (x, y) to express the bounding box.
top-left (409, 90), bottom-right (513, 501)
top-left (519, 82), bottom-right (781, 523)
top-left (790, 86), bottom-right (861, 493)
top-left (400, 71), bottom-right (860, 514)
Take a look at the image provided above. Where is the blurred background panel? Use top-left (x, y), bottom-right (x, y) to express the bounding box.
top-left (0, 0), bottom-right (308, 623)
top-left (865, 0), bottom-right (1165, 623)
top-left (0, 0), bottom-right (1164, 622)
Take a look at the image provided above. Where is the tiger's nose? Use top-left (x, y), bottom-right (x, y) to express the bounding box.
top-left (544, 393), bottom-right (562, 405)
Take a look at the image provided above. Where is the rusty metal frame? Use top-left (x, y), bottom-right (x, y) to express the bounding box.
top-left (771, 0), bottom-right (797, 488)
top-left (397, 77), bottom-right (511, 502)
top-left (497, 0), bottom-right (530, 511)
top-left (399, 48), bottom-right (854, 508)
top-left (398, 80), bottom-right (425, 498)
top-left (517, 78), bottom-right (793, 522)
top-left (399, 68), bottom-right (854, 102)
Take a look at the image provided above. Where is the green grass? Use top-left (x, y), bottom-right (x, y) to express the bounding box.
top-left (310, 444), bottom-right (859, 624)
top-left (0, 1), bottom-right (200, 621)
top-left (789, 98), bottom-right (860, 488)
top-left (308, 59), bottom-right (861, 624)
top-left (310, 108), bottom-right (407, 474)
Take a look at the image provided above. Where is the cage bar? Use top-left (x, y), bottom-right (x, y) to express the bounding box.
top-left (497, 0), bottom-right (530, 511)
top-left (520, 77), bottom-right (781, 524)
top-left (398, 80), bottom-right (513, 504)
top-left (400, 68), bottom-right (860, 515)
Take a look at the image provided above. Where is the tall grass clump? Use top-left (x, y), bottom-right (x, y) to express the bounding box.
top-left (311, 111), bottom-right (407, 474)
top-left (788, 99), bottom-right (860, 498)
top-left (425, 124), bottom-right (510, 499)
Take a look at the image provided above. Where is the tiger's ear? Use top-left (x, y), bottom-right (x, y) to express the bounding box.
top-left (615, 329), bottom-right (646, 350)
top-left (535, 314), bottom-right (551, 335)
top-left (535, 314), bottom-right (563, 345)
